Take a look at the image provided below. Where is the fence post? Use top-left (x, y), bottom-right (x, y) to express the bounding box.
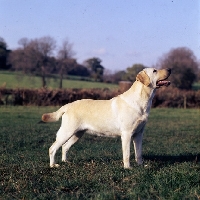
top-left (183, 94), bottom-right (187, 109)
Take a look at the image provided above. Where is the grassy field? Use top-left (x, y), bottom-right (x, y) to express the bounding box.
top-left (0, 107), bottom-right (200, 199)
top-left (1, 70), bottom-right (200, 91)
top-left (193, 82), bottom-right (200, 90)
top-left (0, 71), bottom-right (118, 89)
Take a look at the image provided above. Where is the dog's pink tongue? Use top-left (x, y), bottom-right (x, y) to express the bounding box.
top-left (157, 80), bottom-right (171, 86)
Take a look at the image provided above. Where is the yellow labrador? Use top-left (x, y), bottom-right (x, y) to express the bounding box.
top-left (42, 68), bottom-right (171, 168)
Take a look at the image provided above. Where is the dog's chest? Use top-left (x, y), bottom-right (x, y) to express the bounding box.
top-left (121, 111), bottom-right (149, 134)
top-left (133, 113), bottom-right (148, 133)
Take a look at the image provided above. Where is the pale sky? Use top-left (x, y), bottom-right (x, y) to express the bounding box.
top-left (1, 0), bottom-right (199, 71)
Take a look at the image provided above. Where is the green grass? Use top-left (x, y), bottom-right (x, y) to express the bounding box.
top-left (193, 82), bottom-right (200, 90)
top-left (0, 71), bottom-right (118, 89)
top-left (0, 107), bottom-right (200, 199)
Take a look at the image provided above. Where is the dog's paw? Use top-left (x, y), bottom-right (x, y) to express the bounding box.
top-left (124, 164), bottom-right (132, 169)
top-left (50, 164), bottom-right (60, 168)
top-left (124, 166), bottom-right (133, 170)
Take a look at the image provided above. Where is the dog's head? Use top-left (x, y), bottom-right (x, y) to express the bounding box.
top-left (136, 68), bottom-right (171, 89)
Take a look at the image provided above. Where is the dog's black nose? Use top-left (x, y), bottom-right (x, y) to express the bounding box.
top-left (167, 68), bottom-right (171, 74)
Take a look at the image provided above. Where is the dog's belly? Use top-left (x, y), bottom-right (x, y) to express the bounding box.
top-left (80, 122), bottom-right (121, 137)
top-left (85, 129), bottom-right (119, 138)
top-left (78, 116), bottom-right (121, 137)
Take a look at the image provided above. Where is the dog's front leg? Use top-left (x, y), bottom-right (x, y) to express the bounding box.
top-left (121, 133), bottom-right (132, 169)
top-left (133, 130), bottom-right (144, 165)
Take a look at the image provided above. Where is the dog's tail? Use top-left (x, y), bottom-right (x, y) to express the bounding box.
top-left (41, 105), bottom-right (67, 122)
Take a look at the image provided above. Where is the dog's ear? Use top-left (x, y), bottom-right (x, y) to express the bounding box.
top-left (136, 71), bottom-right (150, 86)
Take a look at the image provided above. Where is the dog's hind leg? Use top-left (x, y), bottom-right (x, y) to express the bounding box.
top-left (62, 131), bottom-right (84, 162)
top-left (49, 127), bottom-right (74, 168)
top-left (49, 141), bottom-right (62, 168)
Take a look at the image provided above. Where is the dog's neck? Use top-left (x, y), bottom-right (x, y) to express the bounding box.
top-left (119, 81), bottom-right (156, 114)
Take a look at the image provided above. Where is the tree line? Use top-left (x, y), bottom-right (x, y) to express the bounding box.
top-left (0, 36), bottom-right (199, 90)
top-left (105, 47), bottom-right (199, 90)
top-left (0, 36), bottom-right (104, 88)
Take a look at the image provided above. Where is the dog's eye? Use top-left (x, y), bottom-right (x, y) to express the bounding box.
top-left (153, 69), bottom-right (157, 73)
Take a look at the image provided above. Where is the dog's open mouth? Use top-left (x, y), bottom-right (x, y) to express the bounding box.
top-left (156, 80), bottom-right (171, 87)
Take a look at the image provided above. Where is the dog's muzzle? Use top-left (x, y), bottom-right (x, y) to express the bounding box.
top-left (156, 68), bottom-right (171, 88)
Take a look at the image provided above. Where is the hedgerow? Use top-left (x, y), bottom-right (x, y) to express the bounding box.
top-left (0, 87), bottom-right (199, 108)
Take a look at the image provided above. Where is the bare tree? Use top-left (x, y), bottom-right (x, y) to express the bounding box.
top-left (57, 39), bottom-right (75, 88)
top-left (30, 36), bottom-right (56, 87)
top-left (158, 47), bottom-right (198, 89)
top-left (9, 36), bottom-right (56, 87)
top-left (58, 39), bottom-right (75, 60)
top-left (18, 38), bottom-right (29, 48)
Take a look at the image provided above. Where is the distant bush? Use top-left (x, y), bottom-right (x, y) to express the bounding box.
top-left (158, 47), bottom-right (199, 90)
top-left (0, 87), bottom-right (199, 108)
top-left (152, 87), bottom-right (200, 108)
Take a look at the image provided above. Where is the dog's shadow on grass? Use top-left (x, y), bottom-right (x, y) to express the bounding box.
top-left (143, 154), bottom-right (200, 165)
